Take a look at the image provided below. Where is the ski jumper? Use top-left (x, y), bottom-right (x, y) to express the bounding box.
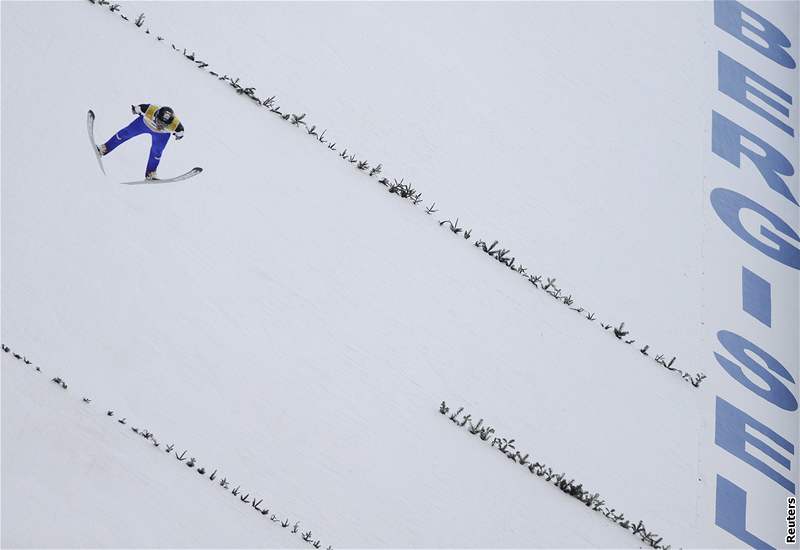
top-left (103, 104), bottom-right (185, 176)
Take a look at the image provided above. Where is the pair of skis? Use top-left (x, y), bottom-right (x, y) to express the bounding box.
top-left (87, 110), bottom-right (202, 185)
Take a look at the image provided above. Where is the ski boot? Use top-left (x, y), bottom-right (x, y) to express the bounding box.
top-left (96, 143), bottom-right (108, 156)
top-left (145, 171), bottom-right (158, 181)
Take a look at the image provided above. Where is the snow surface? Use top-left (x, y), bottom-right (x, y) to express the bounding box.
top-left (1, 1), bottom-right (793, 548)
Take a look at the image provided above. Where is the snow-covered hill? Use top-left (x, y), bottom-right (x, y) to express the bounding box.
top-left (2, 2), bottom-right (797, 548)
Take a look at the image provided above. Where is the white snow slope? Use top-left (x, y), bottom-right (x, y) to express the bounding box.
top-left (2, 1), bottom-right (797, 549)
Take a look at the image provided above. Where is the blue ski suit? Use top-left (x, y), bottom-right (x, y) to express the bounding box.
top-left (103, 104), bottom-right (185, 176)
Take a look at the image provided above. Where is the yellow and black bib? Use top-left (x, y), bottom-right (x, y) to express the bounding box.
top-left (143, 104), bottom-right (181, 134)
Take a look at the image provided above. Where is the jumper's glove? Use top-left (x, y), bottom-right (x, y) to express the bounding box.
top-left (131, 104), bottom-right (137, 114)
top-left (174, 134), bottom-right (183, 141)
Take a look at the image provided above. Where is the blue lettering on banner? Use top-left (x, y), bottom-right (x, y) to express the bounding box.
top-left (715, 397), bottom-right (795, 493)
top-left (741, 267), bottom-right (772, 327)
top-left (714, 0), bottom-right (796, 69)
top-left (710, 188), bottom-right (800, 270)
top-left (716, 475), bottom-right (774, 549)
top-left (714, 331), bottom-right (797, 410)
top-left (717, 52), bottom-right (794, 137)
top-left (711, 0), bottom-right (798, 547)
top-left (711, 111), bottom-right (797, 205)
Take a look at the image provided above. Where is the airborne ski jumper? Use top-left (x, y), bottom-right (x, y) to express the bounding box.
top-left (89, 104), bottom-right (201, 184)
top-left (98, 104), bottom-right (183, 180)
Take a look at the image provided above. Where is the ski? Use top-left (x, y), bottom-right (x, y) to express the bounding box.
top-left (119, 167), bottom-right (203, 185)
top-left (87, 110), bottom-right (106, 175)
